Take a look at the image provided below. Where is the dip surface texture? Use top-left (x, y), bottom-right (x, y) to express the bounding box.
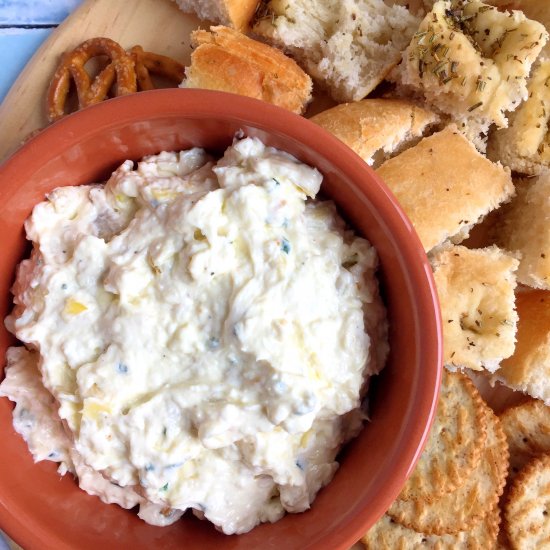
top-left (0, 138), bottom-right (387, 534)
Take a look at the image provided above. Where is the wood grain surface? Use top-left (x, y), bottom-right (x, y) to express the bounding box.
top-left (0, 0), bottom-right (201, 162)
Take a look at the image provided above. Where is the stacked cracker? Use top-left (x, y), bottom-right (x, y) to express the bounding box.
top-left (363, 371), bottom-right (509, 548)
top-left (498, 400), bottom-right (550, 548)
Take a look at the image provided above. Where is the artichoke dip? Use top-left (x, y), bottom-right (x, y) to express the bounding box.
top-left (0, 137), bottom-right (387, 534)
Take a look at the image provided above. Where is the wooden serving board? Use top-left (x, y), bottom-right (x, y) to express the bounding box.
top-left (0, 0), bottom-right (525, 412)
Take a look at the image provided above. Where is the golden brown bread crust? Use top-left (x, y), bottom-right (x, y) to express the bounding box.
top-left (309, 98), bottom-right (438, 166)
top-left (375, 125), bottom-right (515, 252)
top-left (504, 452), bottom-right (550, 549)
top-left (185, 26), bottom-right (312, 114)
top-left (224, 0), bottom-right (260, 30)
top-left (494, 289), bottom-right (550, 405)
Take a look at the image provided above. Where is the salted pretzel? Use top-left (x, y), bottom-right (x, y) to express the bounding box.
top-left (47, 37), bottom-right (137, 122)
top-left (130, 46), bottom-right (185, 90)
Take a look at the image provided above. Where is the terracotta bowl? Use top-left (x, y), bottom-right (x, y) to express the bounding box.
top-left (0, 89), bottom-right (442, 550)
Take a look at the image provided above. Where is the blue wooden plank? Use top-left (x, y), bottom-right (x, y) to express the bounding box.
top-left (0, 27), bottom-right (53, 102)
top-left (0, 0), bottom-right (82, 25)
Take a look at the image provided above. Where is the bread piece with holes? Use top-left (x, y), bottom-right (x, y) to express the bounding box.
top-left (309, 98), bottom-right (439, 167)
top-left (395, 0), bottom-right (548, 150)
top-left (493, 289), bottom-right (550, 405)
top-left (431, 245), bottom-right (519, 372)
top-left (174, 0), bottom-right (259, 30)
top-left (488, 61), bottom-right (550, 176)
top-left (375, 125), bottom-right (514, 252)
top-left (253, 0), bottom-right (420, 102)
top-left (496, 172), bottom-right (550, 289)
top-left (183, 26), bottom-right (312, 114)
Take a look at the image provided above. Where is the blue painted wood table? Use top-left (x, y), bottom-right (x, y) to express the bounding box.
top-left (0, 1), bottom-right (82, 102)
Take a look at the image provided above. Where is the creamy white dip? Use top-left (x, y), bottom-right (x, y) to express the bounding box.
top-left (0, 137), bottom-right (387, 534)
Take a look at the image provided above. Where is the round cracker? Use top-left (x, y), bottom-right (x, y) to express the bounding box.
top-left (388, 402), bottom-right (509, 535)
top-left (504, 453), bottom-right (550, 550)
top-left (500, 399), bottom-right (550, 473)
top-left (399, 370), bottom-right (488, 502)
top-left (361, 508), bottom-right (500, 549)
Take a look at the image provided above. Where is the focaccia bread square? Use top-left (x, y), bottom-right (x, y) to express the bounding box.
top-left (253, 0), bottom-right (421, 102)
top-left (494, 289), bottom-right (550, 404)
top-left (431, 245), bottom-right (519, 372)
top-left (488, 61), bottom-right (550, 176)
top-left (496, 172), bottom-right (550, 289)
top-left (396, 0), bottom-right (548, 149)
top-left (375, 125), bottom-right (514, 252)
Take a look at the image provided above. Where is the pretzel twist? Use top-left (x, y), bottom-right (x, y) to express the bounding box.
top-left (47, 37), bottom-right (137, 122)
top-left (47, 39), bottom-right (186, 122)
top-left (130, 46), bottom-right (185, 91)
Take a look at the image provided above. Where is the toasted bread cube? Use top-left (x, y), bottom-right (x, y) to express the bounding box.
top-left (432, 245), bottom-right (519, 371)
top-left (494, 289), bottom-right (550, 404)
top-left (309, 98), bottom-right (439, 167)
top-left (376, 126), bottom-right (514, 252)
top-left (397, 0), bottom-right (547, 148)
top-left (184, 26), bottom-right (313, 114)
top-left (497, 172), bottom-right (550, 289)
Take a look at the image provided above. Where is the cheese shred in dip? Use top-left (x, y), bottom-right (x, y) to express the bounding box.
top-left (0, 137), bottom-right (387, 534)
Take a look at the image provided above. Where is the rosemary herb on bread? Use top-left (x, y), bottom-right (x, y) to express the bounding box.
top-left (396, 0), bottom-right (548, 150)
top-left (487, 0), bottom-right (550, 59)
top-left (496, 172), bottom-right (550, 289)
top-left (431, 245), bottom-right (519, 372)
